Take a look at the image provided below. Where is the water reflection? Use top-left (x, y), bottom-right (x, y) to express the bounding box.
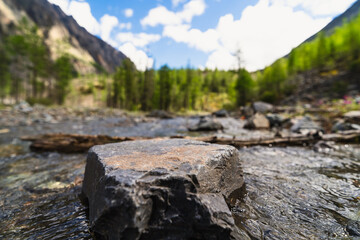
top-left (234, 146), bottom-right (360, 239)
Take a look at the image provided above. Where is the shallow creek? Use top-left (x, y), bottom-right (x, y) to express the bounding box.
top-left (0, 117), bottom-right (359, 239)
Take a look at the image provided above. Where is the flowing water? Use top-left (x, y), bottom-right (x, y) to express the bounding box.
top-left (0, 117), bottom-right (359, 239)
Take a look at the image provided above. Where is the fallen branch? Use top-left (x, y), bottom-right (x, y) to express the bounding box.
top-left (21, 130), bottom-right (360, 153)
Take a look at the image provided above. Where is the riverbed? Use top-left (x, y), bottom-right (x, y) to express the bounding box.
top-left (0, 113), bottom-right (359, 239)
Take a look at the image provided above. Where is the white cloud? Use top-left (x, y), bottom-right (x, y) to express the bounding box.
top-left (206, 48), bottom-right (237, 70)
top-left (100, 14), bottom-right (119, 41)
top-left (163, 24), bottom-right (219, 52)
top-left (119, 43), bottom-right (154, 71)
top-left (141, 0), bottom-right (206, 27)
top-left (178, 0), bottom-right (206, 22)
top-left (49, 0), bottom-right (100, 35)
top-left (141, 6), bottom-right (181, 27)
top-left (172, 0), bottom-right (187, 7)
top-left (116, 33), bottom-right (161, 47)
top-left (48, 0), bottom-right (69, 12)
top-left (270, 0), bottom-right (357, 17)
top-left (67, 1), bottom-right (100, 34)
top-left (124, 8), bottom-right (134, 18)
top-left (119, 23), bottom-right (132, 30)
top-left (200, 0), bottom-right (331, 70)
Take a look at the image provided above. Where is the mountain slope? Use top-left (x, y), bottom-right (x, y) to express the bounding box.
top-left (0, 0), bottom-right (127, 74)
top-left (305, 0), bottom-right (360, 42)
top-left (256, 1), bottom-right (360, 104)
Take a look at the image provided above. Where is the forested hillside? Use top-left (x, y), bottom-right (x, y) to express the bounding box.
top-left (256, 8), bottom-right (360, 104)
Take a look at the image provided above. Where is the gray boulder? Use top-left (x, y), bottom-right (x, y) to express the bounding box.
top-left (241, 106), bottom-right (255, 118)
top-left (146, 110), bottom-right (174, 119)
top-left (252, 101), bottom-right (273, 114)
top-left (332, 119), bottom-right (360, 132)
top-left (244, 113), bottom-right (270, 129)
top-left (344, 111), bottom-right (360, 123)
top-left (291, 116), bottom-right (324, 135)
top-left (14, 101), bottom-right (33, 113)
top-left (188, 116), bottom-right (224, 131)
top-left (212, 109), bottom-right (229, 118)
top-left (266, 114), bottom-right (285, 128)
top-left (81, 139), bottom-right (244, 240)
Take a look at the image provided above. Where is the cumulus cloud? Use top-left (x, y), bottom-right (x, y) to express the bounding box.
top-left (48, 0), bottom-right (69, 12)
top-left (124, 8), bottom-right (134, 18)
top-left (162, 0), bottom-right (330, 71)
top-left (100, 14), bottom-right (119, 41)
top-left (48, 0), bottom-right (100, 34)
top-left (116, 33), bottom-right (161, 47)
top-left (163, 24), bottom-right (219, 52)
top-left (119, 43), bottom-right (154, 71)
top-left (141, 0), bottom-right (206, 27)
top-left (67, 1), bottom-right (100, 34)
top-left (172, 0), bottom-right (187, 7)
top-left (208, 0), bottom-right (330, 70)
top-left (270, 0), bottom-right (356, 17)
top-left (119, 23), bottom-right (132, 30)
top-left (206, 48), bottom-right (237, 70)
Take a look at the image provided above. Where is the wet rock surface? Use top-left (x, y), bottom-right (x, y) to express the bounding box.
top-left (81, 139), bottom-right (244, 239)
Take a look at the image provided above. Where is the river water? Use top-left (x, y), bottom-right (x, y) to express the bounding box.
top-left (0, 116), bottom-right (359, 239)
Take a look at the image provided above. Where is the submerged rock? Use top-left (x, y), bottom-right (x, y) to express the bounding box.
top-left (244, 113), bottom-right (270, 129)
top-left (188, 116), bottom-right (224, 131)
top-left (81, 139), bottom-right (243, 239)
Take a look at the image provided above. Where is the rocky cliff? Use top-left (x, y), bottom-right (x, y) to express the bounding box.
top-left (0, 0), bottom-right (127, 74)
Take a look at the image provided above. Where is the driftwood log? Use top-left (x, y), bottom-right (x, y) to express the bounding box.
top-left (21, 130), bottom-right (360, 153)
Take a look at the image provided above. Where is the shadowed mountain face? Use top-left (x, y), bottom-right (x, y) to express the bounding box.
top-left (0, 0), bottom-right (127, 73)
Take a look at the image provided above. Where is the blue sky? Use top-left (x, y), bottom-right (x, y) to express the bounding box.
top-left (48, 0), bottom-right (357, 71)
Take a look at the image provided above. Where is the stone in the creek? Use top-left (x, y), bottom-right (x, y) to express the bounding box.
top-left (252, 101), bottom-right (273, 114)
top-left (81, 139), bottom-right (244, 240)
top-left (188, 116), bottom-right (224, 131)
top-left (331, 119), bottom-right (360, 132)
top-left (344, 111), bottom-right (360, 124)
top-left (13, 101), bottom-right (33, 113)
top-left (266, 114), bottom-right (285, 128)
top-left (290, 116), bottom-right (324, 135)
top-left (146, 110), bottom-right (174, 119)
top-left (244, 113), bottom-right (270, 129)
top-left (212, 109), bottom-right (229, 118)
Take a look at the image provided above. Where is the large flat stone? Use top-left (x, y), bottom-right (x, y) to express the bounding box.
top-left (81, 139), bottom-right (244, 239)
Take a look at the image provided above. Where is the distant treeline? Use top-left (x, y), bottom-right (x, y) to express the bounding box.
top-left (107, 59), bottom-right (253, 111)
top-left (2, 13), bottom-right (360, 110)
